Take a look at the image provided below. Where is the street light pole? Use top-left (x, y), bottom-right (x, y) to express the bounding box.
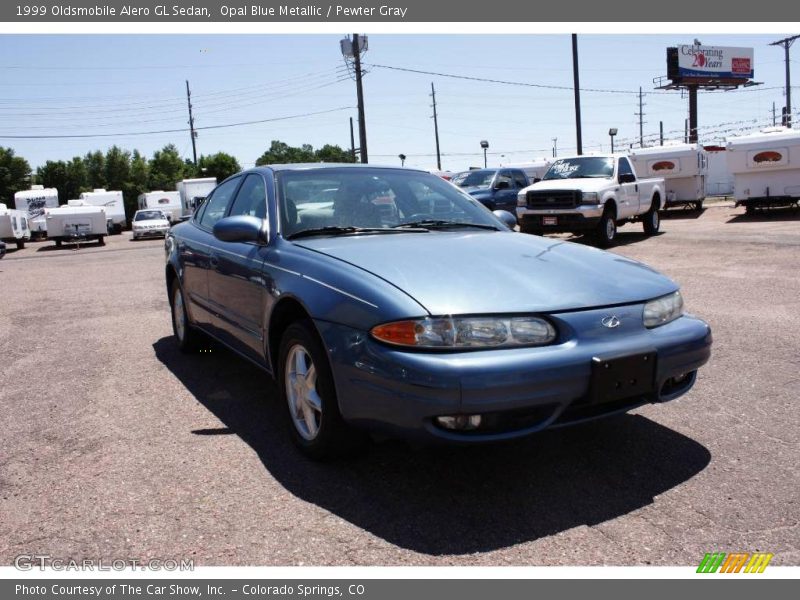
top-left (609, 128), bottom-right (618, 154)
top-left (398, 154), bottom-right (406, 166)
top-left (480, 140), bottom-right (489, 168)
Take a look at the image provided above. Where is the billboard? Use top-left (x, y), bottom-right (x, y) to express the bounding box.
top-left (676, 45), bottom-right (754, 79)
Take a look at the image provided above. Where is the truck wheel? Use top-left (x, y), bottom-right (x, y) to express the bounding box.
top-left (16, 240), bottom-right (25, 250)
top-left (695, 200), bottom-right (704, 212)
top-left (170, 279), bottom-right (202, 353)
top-left (594, 208), bottom-right (617, 248)
top-left (55, 239), bottom-right (62, 247)
top-left (278, 320), bottom-right (368, 460)
top-left (97, 236), bottom-right (105, 246)
top-left (745, 205), bottom-right (756, 216)
top-left (643, 203), bottom-right (660, 236)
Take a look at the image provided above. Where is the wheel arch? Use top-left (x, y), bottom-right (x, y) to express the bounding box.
top-left (267, 296), bottom-right (315, 376)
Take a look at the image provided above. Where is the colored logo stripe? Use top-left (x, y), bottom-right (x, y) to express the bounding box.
top-left (697, 552), bottom-right (773, 573)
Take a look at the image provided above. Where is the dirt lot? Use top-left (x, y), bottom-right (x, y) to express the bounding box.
top-left (0, 201), bottom-right (798, 566)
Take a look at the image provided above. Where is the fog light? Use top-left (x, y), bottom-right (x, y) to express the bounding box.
top-left (436, 415), bottom-right (482, 430)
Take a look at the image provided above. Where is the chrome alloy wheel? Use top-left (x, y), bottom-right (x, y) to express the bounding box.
top-left (285, 344), bottom-right (323, 440)
top-left (650, 210), bottom-right (659, 230)
top-left (173, 287), bottom-right (186, 342)
top-left (606, 217), bottom-right (616, 240)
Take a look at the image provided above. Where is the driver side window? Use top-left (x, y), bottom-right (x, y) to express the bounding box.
top-left (198, 177), bottom-right (241, 229)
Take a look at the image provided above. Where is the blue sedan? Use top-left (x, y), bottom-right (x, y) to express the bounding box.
top-left (165, 164), bottom-right (711, 459)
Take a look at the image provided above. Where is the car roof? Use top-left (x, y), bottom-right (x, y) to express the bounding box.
top-left (243, 163), bottom-right (429, 174)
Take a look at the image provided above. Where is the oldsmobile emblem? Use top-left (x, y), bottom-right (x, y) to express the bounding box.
top-left (601, 315), bottom-right (621, 328)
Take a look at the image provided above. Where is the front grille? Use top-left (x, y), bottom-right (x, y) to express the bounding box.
top-left (526, 189), bottom-right (581, 209)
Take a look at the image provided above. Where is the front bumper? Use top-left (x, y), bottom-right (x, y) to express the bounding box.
top-left (316, 305), bottom-right (712, 442)
top-left (517, 204), bottom-right (604, 232)
top-left (133, 228), bottom-right (169, 238)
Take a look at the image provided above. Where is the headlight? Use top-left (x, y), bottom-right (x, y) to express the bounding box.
top-left (371, 316), bottom-right (557, 349)
top-left (643, 291), bottom-right (684, 328)
top-left (582, 192), bottom-right (600, 204)
top-left (517, 192), bottom-right (527, 207)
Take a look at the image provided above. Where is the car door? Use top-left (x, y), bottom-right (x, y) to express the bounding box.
top-left (493, 170), bottom-right (517, 212)
top-left (207, 173), bottom-right (271, 363)
top-left (184, 176), bottom-right (243, 328)
top-left (616, 157), bottom-right (639, 218)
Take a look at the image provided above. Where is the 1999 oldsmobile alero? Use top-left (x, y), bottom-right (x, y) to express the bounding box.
top-left (165, 164), bottom-right (711, 459)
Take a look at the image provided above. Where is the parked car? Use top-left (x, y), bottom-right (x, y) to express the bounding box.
top-left (0, 240), bottom-right (6, 259)
top-left (451, 168), bottom-right (530, 215)
top-left (516, 155), bottom-right (665, 247)
top-left (165, 165), bottom-right (711, 459)
top-left (132, 209), bottom-right (171, 240)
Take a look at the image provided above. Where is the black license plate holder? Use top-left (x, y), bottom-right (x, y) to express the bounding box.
top-left (590, 351), bottom-right (657, 404)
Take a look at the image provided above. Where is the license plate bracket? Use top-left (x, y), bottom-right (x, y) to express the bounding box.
top-left (590, 351), bottom-right (657, 404)
top-left (543, 216), bottom-right (558, 226)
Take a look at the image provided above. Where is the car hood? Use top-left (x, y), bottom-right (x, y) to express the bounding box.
top-left (522, 178), bottom-right (614, 194)
top-left (293, 232), bottom-right (677, 315)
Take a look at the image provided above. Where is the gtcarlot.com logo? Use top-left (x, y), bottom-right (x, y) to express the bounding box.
top-left (697, 552), bottom-right (773, 573)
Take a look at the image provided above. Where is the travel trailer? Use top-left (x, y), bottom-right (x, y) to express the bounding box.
top-left (45, 200), bottom-right (108, 247)
top-left (629, 143), bottom-right (707, 210)
top-left (726, 127), bottom-right (800, 213)
top-left (0, 203), bottom-right (31, 249)
top-left (137, 191), bottom-right (181, 221)
top-left (14, 185), bottom-right (59, 239)
top-left (78, 189), bottom-right (125, 232)
top-left (177, 178), bottom-right (217, 217)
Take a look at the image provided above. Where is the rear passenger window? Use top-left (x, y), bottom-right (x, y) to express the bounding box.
top-left (198, 177), bottom-right (241, 229)
top-left (228, 174), bottom-right (267, 220)
top-left (512, 171), bottom-right (528, 188)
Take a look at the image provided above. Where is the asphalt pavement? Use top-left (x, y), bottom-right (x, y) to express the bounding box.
top-left (0, 201), bottom-right (797, 566)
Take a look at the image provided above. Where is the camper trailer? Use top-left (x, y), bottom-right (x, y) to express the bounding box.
top-left (500, 158), bottom-right (553, 183)
top-left (0, 203), bottom-right (31, 249)
top-left (703, 145), bottom-right (734, 197)
top-left (629, 143), bottom-right (707, 211)
top-left (177, 178), bottom-right (217, 217)
top-left (45, 200), bottom-right (107, 247)
top-left (14, 185), bottom-right (59, 239)
top-left (726, 127), bottom-right (800, 214)
top-left (137, 191), bottom-right (181, 222)
top-left (79, 189), bottom-right (125, 232)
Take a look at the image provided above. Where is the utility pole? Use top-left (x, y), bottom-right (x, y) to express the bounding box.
top-left (772, 101), bottom-right (777, 126)
top-left (430, 82), bottom-right (442, 171)
top-left (659, 121), bottom-right (664, 146)
top-left (770, 35), bottom-right (799, 129)
top-left (571, 34), bottom-right (583, 155)
top-left (352, 34), bottom-right (368, 162)
top-left (635, 86), bottom-right (646, 147)
top-left (185, 80), bottom-right (197, 166)
top-left (688, 85), bottom-right (698, 143)
top-left (552, 137), bottom-right (558, 158)
top-left (349, 117), bottom-right (356, 162)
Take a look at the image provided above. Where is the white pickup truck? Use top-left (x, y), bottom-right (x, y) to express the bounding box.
top-left (516, 154), bottom-right (665, 247)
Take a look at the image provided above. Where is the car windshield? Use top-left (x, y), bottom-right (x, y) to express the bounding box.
top-left (450, 170), bottom-right (497, 189)
top-left (278, 168), bottom-right (503, 239)
top-left (135, 210), bottom-right (164, 221)
top-left (542, 157), bottom-right (615, 180)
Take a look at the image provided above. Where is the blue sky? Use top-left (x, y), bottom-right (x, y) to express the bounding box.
top-left (0, 34), bottom-right (796, 172)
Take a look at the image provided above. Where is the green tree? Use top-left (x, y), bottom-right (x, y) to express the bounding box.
top-left (84, 150), bottom-right (106, 189)
top-left (255, 140), bottom-right (315, 166)
top-left (122, 149), bottom-right (149, 218)
top-left (315, 144), bottom-right (355, 163)
top-left (197, 152), bottom-right (241, 181)
top-left (104, 146), bottom-right (131, 190)
top-left (148, 144), bottom-right (185, 191)
top-left (0, 147), bottom-right (32, 205)
top-left (182, 159), bottom-right (197, 180)
top-left (37, 157), bottom-right (88, 204)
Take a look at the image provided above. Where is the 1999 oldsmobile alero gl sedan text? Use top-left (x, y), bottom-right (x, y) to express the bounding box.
top-left (164, 165), bottom-right (712, 459)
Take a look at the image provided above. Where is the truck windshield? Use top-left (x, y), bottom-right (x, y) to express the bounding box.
top-left (542, 157), bottom-right (615, 180)
top-left (451, 170), bottom-right (497, 189)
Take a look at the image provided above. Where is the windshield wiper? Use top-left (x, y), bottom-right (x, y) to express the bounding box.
top-left (287, 226), bottom-right (427, 240)
top-left (392, 220), bottom-right (500, 231)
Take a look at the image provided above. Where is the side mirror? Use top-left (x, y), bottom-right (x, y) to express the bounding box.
top-left (492, 210), bottom-right (518, 229)
top-left (618, 173), bottom-right (636, 184)
top-left (213, 215), bottom-right (269, 244)
top-left (495, 180), bottom-right (511, 190)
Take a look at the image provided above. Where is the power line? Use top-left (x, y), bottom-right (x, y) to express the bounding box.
top-left (0, 106), bottom-right (354, 139)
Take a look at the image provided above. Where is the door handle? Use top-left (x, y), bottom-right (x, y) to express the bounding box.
top-left (635, 184), bottom-right (639, 192)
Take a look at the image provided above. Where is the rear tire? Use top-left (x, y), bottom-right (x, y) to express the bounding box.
top-left (16, 240), bottom-right (25, 250)
top-left (695, 200), bottom-right (704, 212)
top-left (97, 236), bottom-right (105, 246)
top-left (643, 201), bottom-right (660, 236)
top-left (55, 239), bottom-right (62, 247)
top-left (278, 320), bottom-right (368, 460)
top-left (594, 207), bottom-right (617, 248)
top-left (745, 204), bottom-right (756, 216)
top-left (170, 279), bottom-right (202, 353)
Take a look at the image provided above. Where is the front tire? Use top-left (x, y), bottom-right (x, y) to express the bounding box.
top-left (278, 320), bottom-right (367, 460)
top-left (643, 202), bottom-right (660, 236)
top-left (170, 279), bottom-right (202, 353)
top-left (594, 207), bottom-right (617, 248)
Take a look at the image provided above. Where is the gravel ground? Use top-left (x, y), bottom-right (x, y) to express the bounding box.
top-left (0, 201), bottom-right (798, 566)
